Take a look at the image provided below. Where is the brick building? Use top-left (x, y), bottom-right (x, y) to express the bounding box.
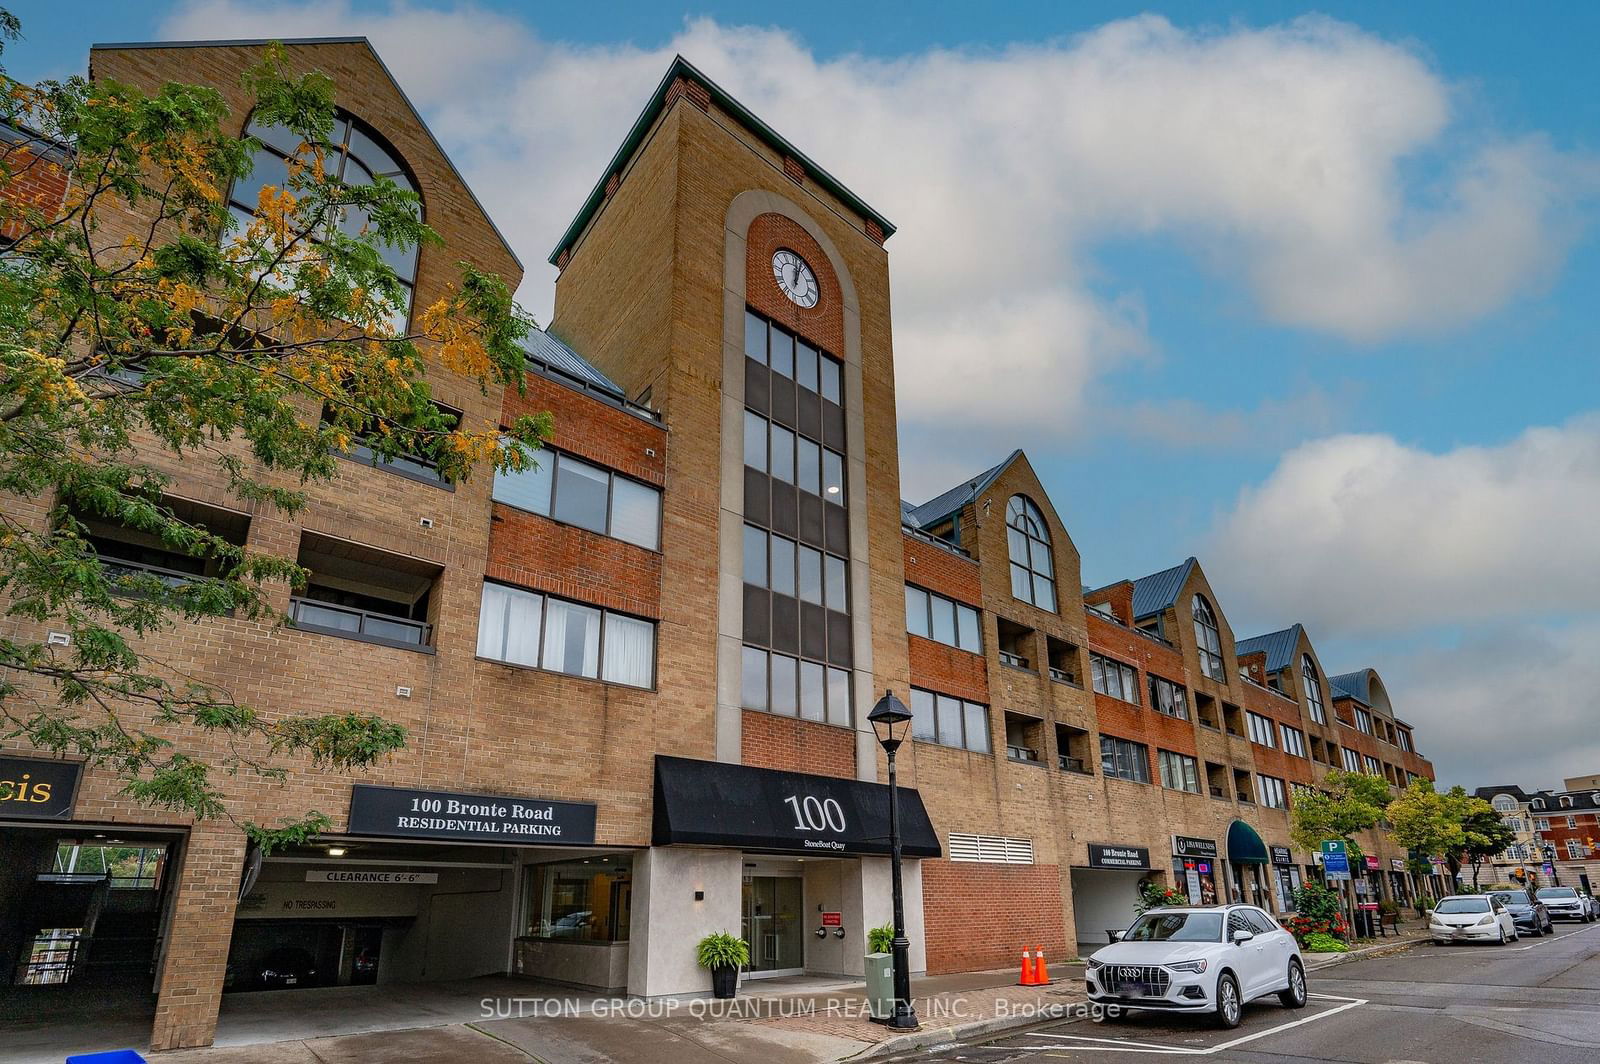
top-left (1475, 784), bottom-right (1600, 893)
top-left (0, 37), bottom-right (1437, 1052)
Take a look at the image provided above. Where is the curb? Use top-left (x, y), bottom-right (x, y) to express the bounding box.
top-left (849, 988), bottom-right (1087, 1061)
top-left (1304, 937), bottom-right (1422, 970)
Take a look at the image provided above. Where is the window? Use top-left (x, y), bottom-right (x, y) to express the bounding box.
top-left (1279, 725), bottom-right (1307, 758)
top-left (230, 111), bottom-right (421, 327)
top-left (741, 411), bottom-right (844, 503)
top-left (1005, 495), bottom-right (1056, 611)
top-left (910, 687), bottom-right (989, 753)
top-left (1492, 794), bottom-right (1518, 813)
top-left (1532, 798), bottom-right (1546, 810)
top-left (1158, 750), bottom-right (1201, 793)
top-left (523, 855), bottom-right (631, 942)
top-left (493, 449), bottom-right (661, 550)
top-left (1301, 655), bottom-right (1326, 724)
top-left (1533, 818), bottom-right (1548, 831)
top-left (740, 646), bottom-right (852, 726)
top-left (1100, 735), bottom-right (1150, 783)
top-left (476, 582), bottom-right (655, 687)
top-left (1559, 795), bottom-right (1573, 809)
top-left (1568, 840), bottom-right (1588, 860)
top-left (1567, 815), bottom-right (1578, 829)
top-left (1506, 817), bottom-right (1525, 833)
top-left (1353, 708), bottom-right (1374, 734)
top-left (1341, 748), bottom-right (1361, 773)
top-left (745, 527), bottom-right (848, 611)
top-left (1147, 675), bottom-right (1189, 720)
top-left (1192, 595), bottom-right (1224, 680)
top-left (1397, 729), bottom-right (1412, 752)
top-left (1090, 653), bottom-right (1139, 703)
top-left (330, 400), bottom-right (462, 485)
top-left (1363, 755), bottom-right (1382, 776)
top-left (1246, 711), bottom-right (1276, 748)
top-left (1258, 775), bottom-right (1288, 809)
top-left (904, 585), bottom-right (981, 653)
top-left (744, 310), bottom-right (844, 403)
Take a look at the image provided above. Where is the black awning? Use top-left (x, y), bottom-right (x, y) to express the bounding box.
top-left (652, 755), bottom-right (941, 858)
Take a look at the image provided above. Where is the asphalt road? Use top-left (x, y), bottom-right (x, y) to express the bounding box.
top-left (902, 922), bottom-right (1600, 1063)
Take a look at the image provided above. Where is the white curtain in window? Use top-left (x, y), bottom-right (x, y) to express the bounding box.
top-left (544, 599), bottom-right (601, 678)
top-left (502, 586), bottom-right (543, 667)
top-left (476, 583), bottom-right (508, 659)
top-left (602, 613), bottom-right (654, 688)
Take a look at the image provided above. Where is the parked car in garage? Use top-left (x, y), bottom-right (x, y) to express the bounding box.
top-left (256, 946), bottom-right (319, 990)
top-left (1487, 888), bottom-right (1553, 936)
top-left (1535, 886), bottom-right (1595, 922)
top-left (1086, 905), bottom-right (1306, 1029)
top-left (1429, 895), bottom-right (1518, 944)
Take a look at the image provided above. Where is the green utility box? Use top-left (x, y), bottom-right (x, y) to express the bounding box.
top-left (864, 952), bottom-right (894, 1021)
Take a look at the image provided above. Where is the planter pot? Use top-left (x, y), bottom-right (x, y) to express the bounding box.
top-left (710, 964), bottom-right (738, 999)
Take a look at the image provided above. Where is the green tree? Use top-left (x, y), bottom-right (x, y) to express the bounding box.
top-left (0, 24), bottom-right (548, 850)
top-left (1386, 780), bottom-right (1474, 882)
top-left (1289, 769), bottom-right (1393, 858)
top-left (1461, 807), bottom-right (1518, 890)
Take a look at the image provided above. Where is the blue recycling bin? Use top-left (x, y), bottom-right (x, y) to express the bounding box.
top-left (66, 1051), bottom-right (146, 1063)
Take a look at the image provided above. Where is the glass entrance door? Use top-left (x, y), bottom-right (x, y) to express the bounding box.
top-left (741, 875), bottom-right (803, 974)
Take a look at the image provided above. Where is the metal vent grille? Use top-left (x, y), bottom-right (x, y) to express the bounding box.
top-left (948, 833), bottom-right (1034, 864)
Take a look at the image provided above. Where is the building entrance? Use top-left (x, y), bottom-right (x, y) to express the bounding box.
top-left (742, 874), bottom-right (803, 975)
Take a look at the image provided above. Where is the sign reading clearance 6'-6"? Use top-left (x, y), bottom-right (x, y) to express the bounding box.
top-left (0, 756), bottom-right (83, 820)
top-left (347, 784), bottom-right (597, 846)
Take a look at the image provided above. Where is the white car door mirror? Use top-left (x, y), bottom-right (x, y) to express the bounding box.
top-left (1232, 930), bottom-right (1254, 945)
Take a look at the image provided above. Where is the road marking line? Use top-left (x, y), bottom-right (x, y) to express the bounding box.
top-left (1014, 994), bottom-right (1366, 1055)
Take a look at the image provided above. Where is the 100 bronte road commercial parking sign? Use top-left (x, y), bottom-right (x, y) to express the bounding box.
top-left (347, 784), bottom-right (597, 845)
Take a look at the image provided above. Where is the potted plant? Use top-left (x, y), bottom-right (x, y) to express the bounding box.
top-left (865, 921), bottom-right (894, 970)
top-left (696, 932), bottom-right (749, 999)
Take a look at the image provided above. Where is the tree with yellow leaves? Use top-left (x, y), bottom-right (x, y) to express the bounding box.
top-left (0, 20), bottom-right (549, 851)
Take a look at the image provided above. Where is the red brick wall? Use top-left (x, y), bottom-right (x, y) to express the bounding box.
top-left (1086, 612), bottom-right (1196, 764)
top-left (487, 503), bottom-right (661, 619)
top-left (908, 635), bottom-right (989, 704)
top-left (744, 212), bottom-right (844, 355)
top-left (501, 371), bottom-right (666, 488)
top-left (0, 144), bottom-right (70, 241)
top-left (922, 859), bottom-right (1066, 973)
top-left (1084, 581), bottom-right (1134, 626)
top-left (741, 709), bottom-right (855, 778)
top-left (902, 532), bottom-right (982, 604)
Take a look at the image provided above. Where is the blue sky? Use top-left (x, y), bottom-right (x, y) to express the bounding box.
top-left (11, 2), bottom-right (1600, 788)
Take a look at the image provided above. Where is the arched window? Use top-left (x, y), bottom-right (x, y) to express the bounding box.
top-left (1005, 495), bottom-right (1055, 612)
top-left (227, 110), bottom-right (422, 328)
top-left (1531, 798), bottom-right (1545, 810)
top-left (1559, 796), bottom-right (1573, 809)
top-left (1191, 594), bottom-right (1224, 680)
top-left (1301, 654), bottom-right (1326, 724)
top-left (1492, 794), bottom-right (1517, 813)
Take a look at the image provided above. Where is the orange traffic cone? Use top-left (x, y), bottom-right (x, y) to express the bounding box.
top-left (1017, 947), bottom-right (1038, 986)
top-left (1034, 944), bottom-right (1050, 984)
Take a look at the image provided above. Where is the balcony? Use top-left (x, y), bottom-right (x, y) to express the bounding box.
top-left (1007, 744), bottom-right (1040, 764)
top-left (1058, 753), bottom-right (1087, 774)
top-left (999, 650), bottom-right (1030, 670)
top-left (289, 596), bottom-right (431, 649)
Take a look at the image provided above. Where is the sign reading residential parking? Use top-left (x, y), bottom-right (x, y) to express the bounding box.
top-left (305, 869), bottom-right (439, 885)
top-left (1270, 846), bottom-right (1294, 866)
top-left (1172, 835), bottom-right (1218, 860)
top-left (348, 784), bottom-right (597, 846)
top-left (1320, 840), bottom-right (1351, 880)
top-left (1088, 844), bottom-right (1150, 869)
top-left (0, 755), bottom-right (82, 820)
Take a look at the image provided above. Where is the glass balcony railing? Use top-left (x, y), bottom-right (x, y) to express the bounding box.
top-left (289, 596), bottom-right (431, 647)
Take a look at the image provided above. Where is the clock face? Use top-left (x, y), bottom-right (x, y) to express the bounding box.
top-left (771, 249), bottom-right (819, 309)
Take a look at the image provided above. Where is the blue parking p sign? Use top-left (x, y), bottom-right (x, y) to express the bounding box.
top-left (1320, 840), bottom-right (1350, 879)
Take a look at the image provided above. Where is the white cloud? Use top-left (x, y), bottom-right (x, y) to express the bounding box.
top-left (161, 4), bottom-right (1593, 444)
top-left (1381, 621), bottom-right (1600, 789)
top-left (1206, 416), bottom-right (1600, 635)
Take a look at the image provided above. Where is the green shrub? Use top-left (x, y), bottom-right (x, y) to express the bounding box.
top-left (1304, 932), bottom-right (1348, 953)
top-left (1134, 881), bottom-right (1189, 915)
top-left (1290, 883), bottom-right (1343, 922)
top-left (867, 924), bottom-right (895, 954)
top-left (696, 932), bottom-right (750, 970)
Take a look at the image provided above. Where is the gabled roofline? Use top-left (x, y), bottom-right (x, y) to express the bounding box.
top-left (549, 54), bottom-right (895, 266)
top-left (90, 36), bottom-right (523, 273)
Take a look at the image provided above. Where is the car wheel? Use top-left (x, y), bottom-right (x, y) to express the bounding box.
top-left (1277, 959), bottom-right (1307, 1009)
top-left (1532, 922), bottom-right (1544, 937)
top-left (1496, 926), bottom-right (1507, 946)
top-left (1214, 972), bottom-right (1243, 1029)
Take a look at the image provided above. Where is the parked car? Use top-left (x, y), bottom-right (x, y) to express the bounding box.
top-left (1086, 905), bottom-right (1306, 1029)
top-left (256, 946), bottom-right (319, 990)
top-left (1429, 895), bottom-right (1518, 945)
top-left (1488, 889), bottom-right (1552, 936)
top-left (1535, 886), bottom-right (1596, 922)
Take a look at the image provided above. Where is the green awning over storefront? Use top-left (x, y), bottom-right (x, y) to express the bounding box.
top-left (1226, 819), bottom-right (1270, 864)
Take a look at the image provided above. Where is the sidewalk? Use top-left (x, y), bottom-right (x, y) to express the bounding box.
top-left (136, 966), bottom-right (1089, 1064)
top-left (1304, 920), bottom-right (1429, 970)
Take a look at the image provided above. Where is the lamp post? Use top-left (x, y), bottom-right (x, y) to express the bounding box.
top-left (868, 689), bottom-right (919, 1031)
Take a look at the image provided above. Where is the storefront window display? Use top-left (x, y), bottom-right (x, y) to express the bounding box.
top-left (523, 856), bottom-right (633, 942)
top-left (1171, 856), bottom-right (1218, 905)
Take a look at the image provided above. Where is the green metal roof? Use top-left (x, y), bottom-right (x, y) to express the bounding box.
top-left (549, 54), bottom-right (896, 266)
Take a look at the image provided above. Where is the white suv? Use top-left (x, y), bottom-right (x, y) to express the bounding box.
top-left (1086, 905), bottom-right (1307, 1029)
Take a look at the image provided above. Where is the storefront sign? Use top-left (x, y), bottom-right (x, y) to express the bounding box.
top-left (651, 756), bottom-right (941, 858)
top-left (0, 755), bottom-right (82, 820)
top-left (1270, 846), bottom-right (1294, 866)
top-left (1390, 858), bottom-right (1406, 873)
top-left (1088, 844), bottom-right (1150, 869)
top-left (348, 784), bottom-right (596, 846)
top-left (1172, 835), bottom-right (1218, 859)
top-left (305, 869), bottom-right (439, 885)
top-left (820, 911), bottom-right (842, 927)
top-left (1364, 855), bottom-right (1381, 871)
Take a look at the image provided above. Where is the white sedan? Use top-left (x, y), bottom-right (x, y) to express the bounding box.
top-left (1429, 894), bottom-right (1519, 944)
top-left (1086, 905), bottom-right (1307, 1029)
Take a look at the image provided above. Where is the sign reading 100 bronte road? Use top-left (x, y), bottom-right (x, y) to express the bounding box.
top-left (348, 784), bottom-right (596, 846)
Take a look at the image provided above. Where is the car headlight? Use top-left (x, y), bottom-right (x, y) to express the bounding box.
top-left (1086, 956), bottom-right (1103, 969)
top-left (1167, 960), bottom-right (1208, 973)
top-left (1476, 915), bottom-right (1495, 926)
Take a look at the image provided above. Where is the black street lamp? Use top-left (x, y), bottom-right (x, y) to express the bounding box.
top-left (868, 689), bottom-right (920, 1031)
